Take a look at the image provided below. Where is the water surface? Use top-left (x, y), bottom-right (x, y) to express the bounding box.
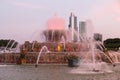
top-left (0, 64), bottom-right (120, 80)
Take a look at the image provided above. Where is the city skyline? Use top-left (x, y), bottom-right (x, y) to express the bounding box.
top-left (0, 0), bottom-right (120, 43)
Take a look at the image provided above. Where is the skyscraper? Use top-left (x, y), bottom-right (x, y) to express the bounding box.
top-left (79, 21), bottom-right (87, 37)
top-left (94, 33), bottom-right (102, 41)
top-left (68, 13), bottom-right (78, 41)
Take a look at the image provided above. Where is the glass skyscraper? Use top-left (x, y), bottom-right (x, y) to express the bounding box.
top-left (68, 13), bottom-right (78, 41)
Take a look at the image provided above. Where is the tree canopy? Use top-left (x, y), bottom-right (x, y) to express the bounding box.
top-left (103, 38), bottom-right (120, 51)
top-left (0, 39), bottom-right (18, 48)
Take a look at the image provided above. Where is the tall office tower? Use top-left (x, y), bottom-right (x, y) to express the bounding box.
top-left (79, 21), bottom-right (87, 37)
top-left (94, 33), bottom-right (102, 41)
top-left (68, 13), bottom-right (78, 41)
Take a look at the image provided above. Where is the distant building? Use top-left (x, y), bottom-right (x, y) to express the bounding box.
top-left (79, 21), bottom-right (87, 37)
top-left (94, 33), bottom-right (102, 41)
top-left (68, 12), bottom-right (78, 41)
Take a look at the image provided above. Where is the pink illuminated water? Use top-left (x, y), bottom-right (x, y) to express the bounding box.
top-left (47, 14), bottom-right (65, 30)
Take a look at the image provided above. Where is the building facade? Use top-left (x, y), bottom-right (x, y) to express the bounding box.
top-left (68, 13), bottom-right (78, 41)
top-left (94, 33), bottom-right (102, 41)
top-left (79, 21), bottom-right (87, 37)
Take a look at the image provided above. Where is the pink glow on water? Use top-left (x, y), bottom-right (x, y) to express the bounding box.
top-left (47, 14), bottom-right (65, 30)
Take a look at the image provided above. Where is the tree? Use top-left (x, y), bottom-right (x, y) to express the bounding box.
top-left (103, 38), bottom-right (120, 51)
top-left (0, 39), bottom-right (18, 48)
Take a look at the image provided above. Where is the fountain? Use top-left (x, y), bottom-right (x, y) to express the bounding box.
top-left (9, 41), bottom-right (18, 53)
top-left (0, 13), bottom-right (120, 80)
top-left (34, 14), bottom-right (68, 66)
top-left (35, 46), bottom-right (50, 67)
top-left (11, 14), bottom-right (119, 77)
top-left (71, 29), bottom-right (114, 74)
top-left (70, 39), bottom-right (113, 74)
top-left (29, 14), bottom-right (115, 74)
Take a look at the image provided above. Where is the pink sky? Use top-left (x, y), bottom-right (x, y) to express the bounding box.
top-left (88, 0), bottom-right (120, 40)
top-left (0, 0), bottom-right (120, 43)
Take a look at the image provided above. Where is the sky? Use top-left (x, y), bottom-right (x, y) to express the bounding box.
top-left (0, 0), bottom-right (120, 43)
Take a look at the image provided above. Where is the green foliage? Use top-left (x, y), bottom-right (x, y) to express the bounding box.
top-left (103, 38), bottom-right (120, 51)
top-left (0, 39), bottom-right (9, 47)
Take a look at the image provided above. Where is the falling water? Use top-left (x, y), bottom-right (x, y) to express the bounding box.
top-left (90, 39), bottom-right (96, 70)
top-left (35, 46), bottom-right (50, 67)
top-left (4, 40), bottom-right (12, 52)
top-left (69, 20), bottom-right (113, 73)
top-left (32, 41), bottom-right (36, 51)
top-left (9, 41), bottom-right (16, 51)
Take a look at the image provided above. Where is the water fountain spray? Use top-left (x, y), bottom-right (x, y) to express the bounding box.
top-left (4, 40), bottom-right (12, 52)
top-left (35, 46), bottom-right (50, 67)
